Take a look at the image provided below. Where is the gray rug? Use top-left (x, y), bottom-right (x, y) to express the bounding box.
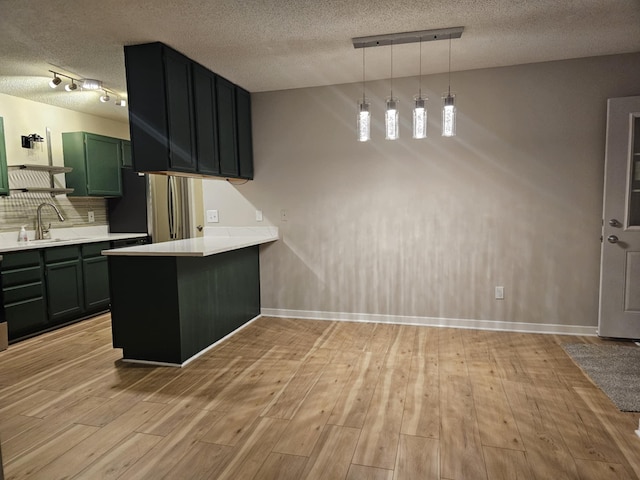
top-left (562, 343), bottom-right (640, 412)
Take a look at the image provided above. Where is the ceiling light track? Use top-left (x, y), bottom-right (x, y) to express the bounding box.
top-left (352, 26), bottom-right (463, 49)
top-left (47, 70), bottom-right (126, 107)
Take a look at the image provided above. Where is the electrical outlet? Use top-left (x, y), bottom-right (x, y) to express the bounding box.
top-left (88, 211), bottom-right (95, 223)
top-left (495, 286), bottom-right (504, 300)
top-left (280, 209), bottom-right (288, 222)
top-left (256, 210), bottom-right (263, 222)
top-left (206, 210), bottom-right (219, 223)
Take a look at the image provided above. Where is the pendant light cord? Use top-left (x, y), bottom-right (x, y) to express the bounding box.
top-left (419, 37), bottom-right (423, 98)
top-left (362, 47), bottom-right (366, 103)
top-left (447, 34), bottom-right (452, 96)
top-left (390, 42), bottom-right (394, 98)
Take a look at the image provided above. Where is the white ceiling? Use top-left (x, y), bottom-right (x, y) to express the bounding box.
top-left (0, 0), bottom-right (639, 123)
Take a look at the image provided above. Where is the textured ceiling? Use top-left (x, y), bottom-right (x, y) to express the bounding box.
top-left (0, 0), bottom-right (639, 122)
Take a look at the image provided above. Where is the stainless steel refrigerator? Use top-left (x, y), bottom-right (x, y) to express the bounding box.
top-left (108, 171), bottom-right (196, 242)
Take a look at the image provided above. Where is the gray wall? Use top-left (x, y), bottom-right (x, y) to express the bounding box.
top-left (202, 53), bottom-right (640, 332)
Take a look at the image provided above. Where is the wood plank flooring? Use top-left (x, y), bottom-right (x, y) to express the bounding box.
top-left (1, 314), bottom-right (639, 479)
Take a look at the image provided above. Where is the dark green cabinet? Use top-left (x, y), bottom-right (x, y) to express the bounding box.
top-left (109, 246), bottom-right (260, 364)
top-left (125, 41), bottom-right (253, 179)
top-left (82, 242), bottom-right (111, 313)
top-left (1, 240), bottom-right (117, 342)
top-left (0, 117), bottom-right (9, 196)
top-left (121, 140), bottom-right (132, 168)
top-left (236, 87), bottom-right (254, 180)
top-left (45, 246), bottom-right (84, 324)
top-left (63, 132), bottom-right (123, 197)
top-left (216, 76), bottom-right (239, 178)
top-left (125, 42), bottom-right (196, 175)
top-left (1, 251), bottom-right (47, 339)
top-left (192, 64), bottom-right (220, 175)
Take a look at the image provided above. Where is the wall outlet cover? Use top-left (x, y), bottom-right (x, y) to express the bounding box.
top-left (88, 211), bottom-right (95, 223)
top-left (206, 210), bottom-right (219, 223)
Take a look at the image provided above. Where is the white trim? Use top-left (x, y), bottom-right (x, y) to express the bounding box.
top-left (261, 308), bottom-right (597, 336)
top-left (121, 314), bottom-right (263, 368)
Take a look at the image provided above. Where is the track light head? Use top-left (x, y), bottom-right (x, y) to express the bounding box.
top-left (99, 92), bottom-right (110, 103)
top-left (115, 98), bottom-right (127, 107)
top-left (49, 74), bottom-right (61, 88)
top-left (65, 81), bottom-right (78, 92)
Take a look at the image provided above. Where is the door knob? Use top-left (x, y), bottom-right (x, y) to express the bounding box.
top-left (608, 219), bottom-right (621, 227)
top-left (607, 235), bottom-right (619, 244)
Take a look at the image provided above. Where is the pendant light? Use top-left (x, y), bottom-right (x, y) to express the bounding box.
top-left (442, 35), bottom-right (456, 137)
top-left (413, 37), bottom-right (427, 139)
top-left (385, 42), bottom-right (399, 140)
top-left (357, 47), bottom-right (371, 142)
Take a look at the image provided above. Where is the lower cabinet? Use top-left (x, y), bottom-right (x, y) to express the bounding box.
top-left (82, 243), bottom-right (111, 313)
top-left (45, 246), bottom-right (84, 324)
top-left (1, 251), bottom-right (47, 339)
top-left (1, 241), bottom-right (113, 342)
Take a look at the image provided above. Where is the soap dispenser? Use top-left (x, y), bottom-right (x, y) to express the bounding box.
top-left (17, 225), bottom-right (28, 242)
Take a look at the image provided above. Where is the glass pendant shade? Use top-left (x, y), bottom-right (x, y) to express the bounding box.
top-left (83, 79), bottom-right (102, 90)
top-left (442, 93), bottom-right (456, 137)
top-left (412, 96), bottom-right (427, 139)
top-left (385, 97), bottom-right (399, 140)
top-left (357, 99), bottom-right (371, 142)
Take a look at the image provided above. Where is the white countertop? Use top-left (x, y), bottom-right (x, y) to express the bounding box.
top-left (102, 226), bottom-right (279, 257)
top-left (0, 226), bottom-right (148, 253)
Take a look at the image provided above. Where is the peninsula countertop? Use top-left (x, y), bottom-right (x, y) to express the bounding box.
top-left (101, 226), bottom-right (279, 257)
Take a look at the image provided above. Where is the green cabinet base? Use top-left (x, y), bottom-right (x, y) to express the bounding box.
top-left (108, 246), bottom-right (260, 365)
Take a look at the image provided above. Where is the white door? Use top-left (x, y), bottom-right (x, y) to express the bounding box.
top-left (598, 96), bottom-right (640, 339)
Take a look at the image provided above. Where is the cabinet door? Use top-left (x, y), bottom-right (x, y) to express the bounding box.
top-left (165, 49), bottom-right (196, 172)
top-left (2, 251), bottom-right (47, 340)
top-left (235, 87), bottom-right (254, 180)
top-left (84, 134), bottom-right (123, 196)
top-left (121, 140), bottom-right (132, 168)
top-left (0, 117), bottom-right (9, 196)
top-left (192, 64), bottom-right (220, 175)
top-left (216, 77), bottom-right (239, 178)
top-left (46, 259), bottom-right (84, 324)
top-left (83, 256), bottom-right (110, 312)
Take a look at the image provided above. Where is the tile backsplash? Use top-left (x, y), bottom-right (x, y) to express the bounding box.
top-left (0, 169), bottom-right (107, 234)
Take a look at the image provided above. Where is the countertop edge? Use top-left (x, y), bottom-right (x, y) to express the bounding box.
top-left (0, 233), bottom-right (149, 253)
top-left (101, 235), bottom-right (279, 257)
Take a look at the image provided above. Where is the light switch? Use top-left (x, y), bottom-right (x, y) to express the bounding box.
top-left (256, 210), bottom-right (263, 222)
top-left (280, 209), bottom-right (288, 222)
top-left (88, 211), bottom-right (95, 223)
top-left (495, 286), bottom-right (504, 300)
top-left (207, 210), bottom-right (219, 223)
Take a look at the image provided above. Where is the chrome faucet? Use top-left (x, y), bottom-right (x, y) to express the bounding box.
top-left (36, 202), bottom-right (65, 240)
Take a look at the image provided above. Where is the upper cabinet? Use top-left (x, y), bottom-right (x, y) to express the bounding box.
top-left (0, 117), bottom-right (9, 196)
top-left (121, 140), bottom-right (132, 168)
top-left (63, 132), bottom-right (123, 197)
top-left (124, 42), bottom-right (253, 180)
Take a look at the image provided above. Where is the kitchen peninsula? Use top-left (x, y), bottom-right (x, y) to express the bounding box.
top-left (102, 227), bottom-right (278, 366)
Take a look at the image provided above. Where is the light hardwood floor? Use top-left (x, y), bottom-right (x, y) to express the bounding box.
top-left (0, 314), bottom-right (639, 479)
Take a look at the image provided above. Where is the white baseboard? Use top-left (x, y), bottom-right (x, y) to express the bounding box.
top-left (261, 308), bottom-right (598, 336)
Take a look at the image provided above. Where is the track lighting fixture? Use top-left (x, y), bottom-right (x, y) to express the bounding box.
top-left (49, 73), bottom-right (61, 88)
top-left (46, 70), bottom-right (125, 107)
top-left (351, 26), bottom-right (463, 141)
